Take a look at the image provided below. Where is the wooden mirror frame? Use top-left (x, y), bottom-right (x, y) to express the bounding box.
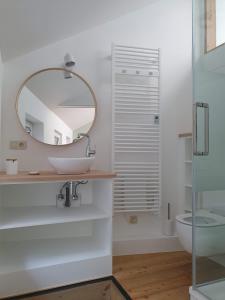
top-left (16, 68), bottom-right (97, 146)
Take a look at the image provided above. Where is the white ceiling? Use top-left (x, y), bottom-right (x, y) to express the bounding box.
top-left (0, 0), bottom-right (156, 62)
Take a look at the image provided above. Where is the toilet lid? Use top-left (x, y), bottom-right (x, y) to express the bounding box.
top-left (176, 212), bottom-right (225, 227)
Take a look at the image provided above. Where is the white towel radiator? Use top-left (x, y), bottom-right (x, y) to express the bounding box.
top-left (112, 44), bottom-right (161, 213)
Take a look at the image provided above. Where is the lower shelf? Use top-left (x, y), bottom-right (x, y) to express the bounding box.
top-left (0, 255), bottom-right (112, 299)
top-left (0, 205), bottom-right (109, 230)
top-left (0, 236), bottom-right (109, 275)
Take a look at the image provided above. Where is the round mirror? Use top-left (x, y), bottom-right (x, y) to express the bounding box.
top-left (16, 68), bottom-right (97, 146)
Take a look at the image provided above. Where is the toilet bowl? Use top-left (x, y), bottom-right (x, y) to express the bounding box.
top-left (176, 211), bottom-right (225, 256)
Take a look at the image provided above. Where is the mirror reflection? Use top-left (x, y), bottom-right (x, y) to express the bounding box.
top-left (16, 69), bottom-right (96, 145)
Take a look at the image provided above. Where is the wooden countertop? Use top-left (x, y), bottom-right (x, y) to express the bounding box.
top-left (0, 170), bottom-right (116, 184)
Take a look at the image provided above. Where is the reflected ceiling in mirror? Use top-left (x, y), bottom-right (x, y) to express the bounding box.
top-left (16, 68), bottom-right (97, 146)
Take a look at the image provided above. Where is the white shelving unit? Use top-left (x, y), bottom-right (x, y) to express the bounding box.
top-left (0, 205), bottom-right (109, 230)
top-left (178, 134), bottom-right (192, 213)
top-left (0, 235), bottom-right (107, 274)
top-left (0, 174), bottom-right (114, 298)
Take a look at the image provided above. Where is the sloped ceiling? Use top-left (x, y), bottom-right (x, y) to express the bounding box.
top-left (0, 0), bottom-right (157, 61)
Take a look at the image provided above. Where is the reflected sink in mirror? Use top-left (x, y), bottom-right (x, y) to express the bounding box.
top-left (48, 157), bottom-right (95, 174)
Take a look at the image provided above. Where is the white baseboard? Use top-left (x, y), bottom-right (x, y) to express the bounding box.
top-left (113, 236), bottom-right (183, 256)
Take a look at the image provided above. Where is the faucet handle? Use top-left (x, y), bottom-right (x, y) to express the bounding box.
top-left (88, 144), bottom-right (96, 157)
top-left (57, 193), bottom-right (64, 200)
top-left (77, 133), bottom-right (88, 139)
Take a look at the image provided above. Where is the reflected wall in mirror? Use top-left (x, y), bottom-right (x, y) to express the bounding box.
top-left (16, 68), bottom-right (97, 146)
top-left (205, 0), bottom-right (225, 52)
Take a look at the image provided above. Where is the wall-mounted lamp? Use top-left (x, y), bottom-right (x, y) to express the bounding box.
top-left (64, 53), bottom-right (75, 79)
top-left (64, 53), bottom-right (75, 68)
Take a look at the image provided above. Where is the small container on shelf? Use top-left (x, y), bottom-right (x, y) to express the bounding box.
top-left (5, 158), bottom-right (18, 175)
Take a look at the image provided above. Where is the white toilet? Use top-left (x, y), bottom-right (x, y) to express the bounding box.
top-left (176, 211), bottom-right (225, 256)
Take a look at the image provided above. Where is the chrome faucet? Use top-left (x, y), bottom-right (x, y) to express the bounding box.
top-left (78, 133), bottom-right (96, 157)
top-left (57, 181), bottom-right (88, 207)
top-left (57, 181), bottom-right (74, 207)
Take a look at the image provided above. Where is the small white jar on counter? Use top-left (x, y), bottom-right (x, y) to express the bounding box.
top-left (5, 158), bottom-right (18, 175)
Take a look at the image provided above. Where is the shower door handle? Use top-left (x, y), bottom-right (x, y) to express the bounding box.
top-left (193, 102), bottom-right (209, 156)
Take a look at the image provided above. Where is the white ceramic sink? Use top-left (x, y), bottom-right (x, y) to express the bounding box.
top-left (48, 157), bottom-right (95, 174)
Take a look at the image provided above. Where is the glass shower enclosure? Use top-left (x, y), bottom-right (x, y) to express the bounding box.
top-left (192, 0), bottom-right (225, 299)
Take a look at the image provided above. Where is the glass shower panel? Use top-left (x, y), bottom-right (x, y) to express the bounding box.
top-left (193, 0), bottom-right (225, 298)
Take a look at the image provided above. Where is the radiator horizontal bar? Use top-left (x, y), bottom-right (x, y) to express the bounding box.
top-left (114, 206), bottom-right (160, 209)
top-left (114, 174), bottom-right (160, 177)
top-left (114, 190), bottom-right (160, 194)
top-left (115, 91), bottom-right (159, 95)
top-left (114, 189), bottom-right (160, 192)
top-left (115, 111), bottom-right (159, 115)
top-left (114, 161), bottom-right (159, 164)
top-left (115, 151), bottom-right (158, 153)
top-left (115, 59), bottom-right (158, 65)
top-left (114, 202), bottom-right (160, 204)
top-left (114, 203), bottom-right (160, 206)
top-left (115, 44), bottom-right (159, 50)
top-left (115, 136), bottom-right (160, 140)
top-left (114, 122), bottom-right (159, 126)
top-left (114, 197), bottom-right (160, 199)
top-left (115, 99), bottom-right (159, 103)
top-left (114, 181), bottom-right (160, 184)
top-left (114, 170), bottom-right (160, 173)
top-left (114, 198), bottom-right (160, 201)
top-left (115, 83), bottom-right (159, 88)
top-left (116, 176), bottom-right (159, 180)
top-left (115, 88), bottom-right (159, 92)
top-left (115, 146), bottom-right (159, 149)
top-left (115, 101), bottom-right (159, 106)
top-left (117, 182), bottom-right (160, 184)
top-left (115, 65), bottom-right (158, 70)
top-left (114, 209), bottom-right (160, 212)
top-left (115, 94), bottom-right (159, 98)
top-left (114, 138), bottom-right (159, 142)
top-left (114, 197), bottom-right (160, 200)
top-left (114, 184), bottom-right (160, 187)
top-left (115, 53), bottom-right (159, 59)
top-left (115, 170), bottom-right (159, 172)
top-left (114, 181), bottom-right (160, 185)
top-left (114, 128), bottom-right (159, 131)
top-left (115, 50), bottom-right (159, 56)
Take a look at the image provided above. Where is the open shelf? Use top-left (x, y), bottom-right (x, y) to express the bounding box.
top-left (0, 205), bottom-right (109, 230)
top-left (0, 236), bottom-right (109, 275)
top-left (0, 175), bottom-right (114, 298)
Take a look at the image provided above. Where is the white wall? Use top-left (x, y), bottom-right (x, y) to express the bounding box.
top-left (1, 0), bottom-right (192, 248)
top-left (18, 87), bottom-right (73, 144)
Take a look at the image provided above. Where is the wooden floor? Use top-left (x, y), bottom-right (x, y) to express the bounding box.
top-left (113, 251), bottom-right (192, 300)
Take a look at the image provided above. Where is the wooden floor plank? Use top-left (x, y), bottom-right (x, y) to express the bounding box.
top-left (113, 251), bottom-right (192, 300)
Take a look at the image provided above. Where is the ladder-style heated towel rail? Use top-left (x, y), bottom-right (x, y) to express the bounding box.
top-left (112, 44), bottom-right (161, 213)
